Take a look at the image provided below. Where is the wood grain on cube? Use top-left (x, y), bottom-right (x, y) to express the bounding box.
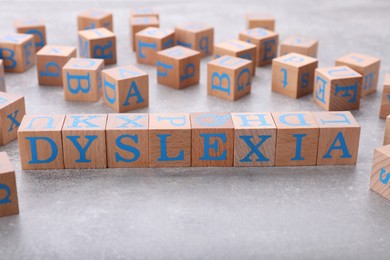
top-left (77, 10), bottom-right (113, 31)
top-left (14, 18), bottom-right (46, 52)
top-left (380, 75), bottom-right (390, 119)
top-left (280, 36), bottom-right (318, 58)
top-left (130, 16), bottom-right (159, 52)
top-left (0, 33), bottom-right (35, 73)
top-left (0, 60), bottom-right (5, 92)
top-left (175, 22), bottom-right (213, 57)
top-left (246, 13), bottom-right (275, 31)
top-left (0, 152), bottom-right (19, 218)
top-left (370, 145), bottom-right (390, 201)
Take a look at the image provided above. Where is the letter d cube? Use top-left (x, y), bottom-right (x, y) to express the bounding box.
top-left (0, 152), bottom-right (19, 218)
top-left (371, 145), bottom-right (390, 201)
top-left (0, 33), bottom-right (35, 73)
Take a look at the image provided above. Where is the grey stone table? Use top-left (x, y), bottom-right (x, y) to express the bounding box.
top-left (1, 0), bottom-right (390, 259)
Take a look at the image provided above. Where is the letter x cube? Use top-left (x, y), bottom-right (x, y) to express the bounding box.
top-left (371, 145), bottom-right (390, 201)
top-left (0, 33), bottom-right (35, 73)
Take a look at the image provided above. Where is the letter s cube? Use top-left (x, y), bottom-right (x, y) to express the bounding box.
top-left (371, 145), bottom-right (390, 201)
top-left (0, 33), bottom-right (35, 73)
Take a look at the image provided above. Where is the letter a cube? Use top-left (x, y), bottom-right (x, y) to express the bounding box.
top-left (13, 18), bottom-right (46, 52)
top-left (380, 74), bottom-right (390, 119)
top-left (207, 56), bottom-right (252, 101)
top-left (245, 13), bottom-right (275, 31)
top-left (157, 46), bottom-right (200, 89)
top-left (130, 16), bottom-right (159, 51)
top-left (0, 152), bottom-right (19, 218)
top-left (175, 23), bottom-right (214, 57)
top-left (0, 33), bottom-right (35, 73)
top-left (77, 10), bottom-right (113, 31)
top-left (18, 115), bottom-right (65, 170)
top-left (371, 145), bottom-right (390, 201)
top-left (280, 36), bottom-right (318, 58)
top-left (102, 66), bottom-right (149, 112)
top-left (313, 66), bottom-right (363, 111)
top-left (272, 53), bottom-right (318, 98)
top-left (0, 60), bottom-right (5, 92)
top-left (63, 58), bottom-right (104, 102)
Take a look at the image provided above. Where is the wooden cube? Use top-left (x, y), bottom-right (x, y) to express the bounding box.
top-left (0, 92), bottom-right (26, 146)
top-left (102, 66), bottom-right (149, 112)
top-left (130, 16), bottom-right (159, 52)
top-left (280, 36), bottom-right (318, 58)
top-left (0, 33), bottom-right (35, 73)
top-left (130, 6), bottom-right (159, 19)
top-left (272, 112), bottom-right (319, 166)
top-left (13, 18), bottom-right (46, 52)
top-left (135, 27), bottom-right (175, 65)
top-left (36, 45), bottom-right (77, 86)
top-left (63, 58), bottom-right (104, 102)
top-left (239, 28), bottom-right (278, 66)
top-left (190, 112), bottom-right (234, 167)
top-left (149, 113), bottom-right (191, 167)
top-left (380, 75), bottom-right (390, 119)
top-left (336, 53), bottom-right (380, 97)
top-left (17, 115), bottom-right (65, 170)
top-left (207, 55), bottom-right (252, 101)
top-left (371, 145), bottom-right (390, 201)
top-left (0, 60), bottom-right (5, 92)
top-left (245, 13), bottom-right (275, 31)
top-left (313, 66), bottom-right (363, 111)
top-left (313, 111), bottom-right (360, 165)
top-left (272, 53), bottom-right (318, 98)
top-left (77, 10), bottom-right (113, 31)
top-left (384, 115), bottom-right (390, 145)
top-left (157, 46), bottom-right (201, 89)
top-left (0, 152), bottom-right (19, 218)
top-left (231, 112), bottom-right (276, 166)
top-left (106, 113), bottom-right (149, 168)
top-left (213, 39), bottom-right (257, 76)
top-left (62, 114), bottom-right (107, 169)
top-left (78, 28), bottom-right (117, 65)
top-left (175, 23), bottom-right (214, 57)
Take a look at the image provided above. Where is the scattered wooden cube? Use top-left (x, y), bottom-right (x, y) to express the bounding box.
top-left (272, 112), bottom-right (319, 166)
top-left (239, 28), bottom-right (278, 66)
top-left (245, 13), bottom-right (275, 31)
top-left (62, 114), bottom-right (107, 169)
top-left (384, 115), bottom-right (390, 145)
top-left (130, 16), bottom-right (159, 52)
top-left (0, 60), bottom-right (5, 92)
top-left (175, 23), bottom-right (214, 57)
top-left (130, 6), bottom-right (159, 19)
top-left (313, 111), bottom-right (360, 165)
top-left (77, 10), bottom-right (113, 31)
top-left (272, 52), bottom-right (318, 98)
top-left (0, 152), bottom-right (19, 218)
top-left (18, 115), bottom-right (65, 170)
top-left (63, 58), bottom-right (104, 102)
top-left (106, 113), bottom-right (149, 168)
top-left (280, 36), bottom-right (318, 58)
top-left (78, 28), bottom-right (117, 65)
top-left (231, 112), bottom-right (276, 166)
top-left (207, 55), bottom-right (252, 101)
top-left (313, 66), bottom-right (363, 111)
top-left (13, 18), bottom-right (46, 52)
top-left (102, 66), bottom-right (149, 112)
top-left (157, 46), bottom-right (201, 89)
top-left (0, 92), bottom-right (25, 146)
top-left (380, 75), bottom-right (390, 119)
top-left (149, 113), bottom-right (191, 167)
top-left (36, 45), bottom-right (77, 86)
top-left (370, 145), bottom-right (390, 201)
top-left (135, 27), bottom-right (175, 65)
top-left (190, 112), bottom-right (234, 167)
top-left (0, 33), bottom-right (35, 73)
top-left (335, 53), bottom-right (380, 97)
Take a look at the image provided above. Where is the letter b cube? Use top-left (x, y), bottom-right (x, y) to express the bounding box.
top-left (0, 33), bottom-right (35, 73)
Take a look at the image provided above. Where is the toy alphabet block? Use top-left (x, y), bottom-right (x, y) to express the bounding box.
top-left (280, 36), bottom-right (318, 58)
top-left (175, 23), bottom-right (214, 57)
top-left (239, 28), bottom-right (278, 66)
top-left (78, 28), bottom-right (117, 65)
top-left (102, 66), bottom-right (149, 112)
top-left (272, 53), bottom-right (318, 98)
top-left (106, 113), bottom-right (149, 168)
top-left (149, 113), bottom-right (191, 167)
top-left (0, 33), bottom-right (35, 73)
top-left (272, 112), bottom-right (319, 166)
top-left (0, 92), bottom-right (25, 146)
top-left (135, 27), bottom-right (175, 65)
top-left (131, 6), bottom-right (159, 19)
top-left (380, 75), bottom-right (390, 119)
top-left (36, 45), bottom-right (77, 86)
top-left (231, 112), bottom-right (276, 166)
top-left (0, 60), bottom-right (5, 92)
top-left (62, 114), bottom-right (107, 169)
top-left (18, 115), bottom-right (65, 170)
top-left (157, 46), bottom-right (200, 89)
top-left (77, 10), bottom-right (113, 31)
top-left (130, 16), bottom-right (159, 52)
top-left (246, 13), bottom-right (275, 31)
top-left (208, 55), bottom-right (252, 101)
top-left (370, 145), bottom-right (390, 201)
top-left (190, 112), bottom-right (234, 167)
top-left (63, 58), bottom-right (104, 102)
top-left (313, 66), bottom-right (363, 111)
top-left (313, 111), bottom-right (360, 165)
top-left (384, 115), bottom-right (390, 145)
top-left (13, 18), bottom-right (46, 52)
top-left (336, 53), bottom-right (380, 97)
top-left (0, 152), bottom-right (19, 218)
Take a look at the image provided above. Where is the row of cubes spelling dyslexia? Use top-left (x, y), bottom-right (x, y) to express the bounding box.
top-left (16, 111), bottom-right (360, 170)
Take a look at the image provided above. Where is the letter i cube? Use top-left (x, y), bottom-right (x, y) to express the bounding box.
top-left (78, 28), bottom-right (117, 65)
top-left (280, 36), bottom-right (318, 58)
top-left (62, 114), bottom-right (107, 169)
top-left (130, 16), bottom-right (159, 51)
top-left (0, 33), bottom-right (35, 73)
top-left (380, 74), bottom-right (390, 119)
top-left (335, 53), bottom-right (380, 97)
top-left (18, 115), bottom-right (65, 170)
top-left (190, 112), bottom-right (234, 167)
top-left (246, 13), bottom-right (275, 31)
top-left (157, 46), bottom-right (200, 89)
top-left (149, 113), bottom-right (191, 167)
top-left (313, 66), bottom-right (363, 111)
top-left (312, 111), bottom-right (360, 165)
top-left (0, 60), bottom-right (5, 92)
top-left (0, 152), bottom-right (19, 218)
top-left (175, 23), bottom-right (214, 57)
top-left (13, 19), bottom-right (46, 52)
top-left (0, 92), bottom-right (26, 146)
top-left (371, 145), bottom-right (390, 201)
top-left (272, 53), bottom-right (318, 98)
top-left (231, 113), bottom-right (276, 166)
top-left (102, 66), bottom-right (149, 112)
top-left (63, 58), bottom-right (104, 102)
top-left (36, 45), bottom-right (77, 86)
top-left (77, 10), bottom-right (113, 31)
top-left (207, 55), bottom-right (252, 101)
